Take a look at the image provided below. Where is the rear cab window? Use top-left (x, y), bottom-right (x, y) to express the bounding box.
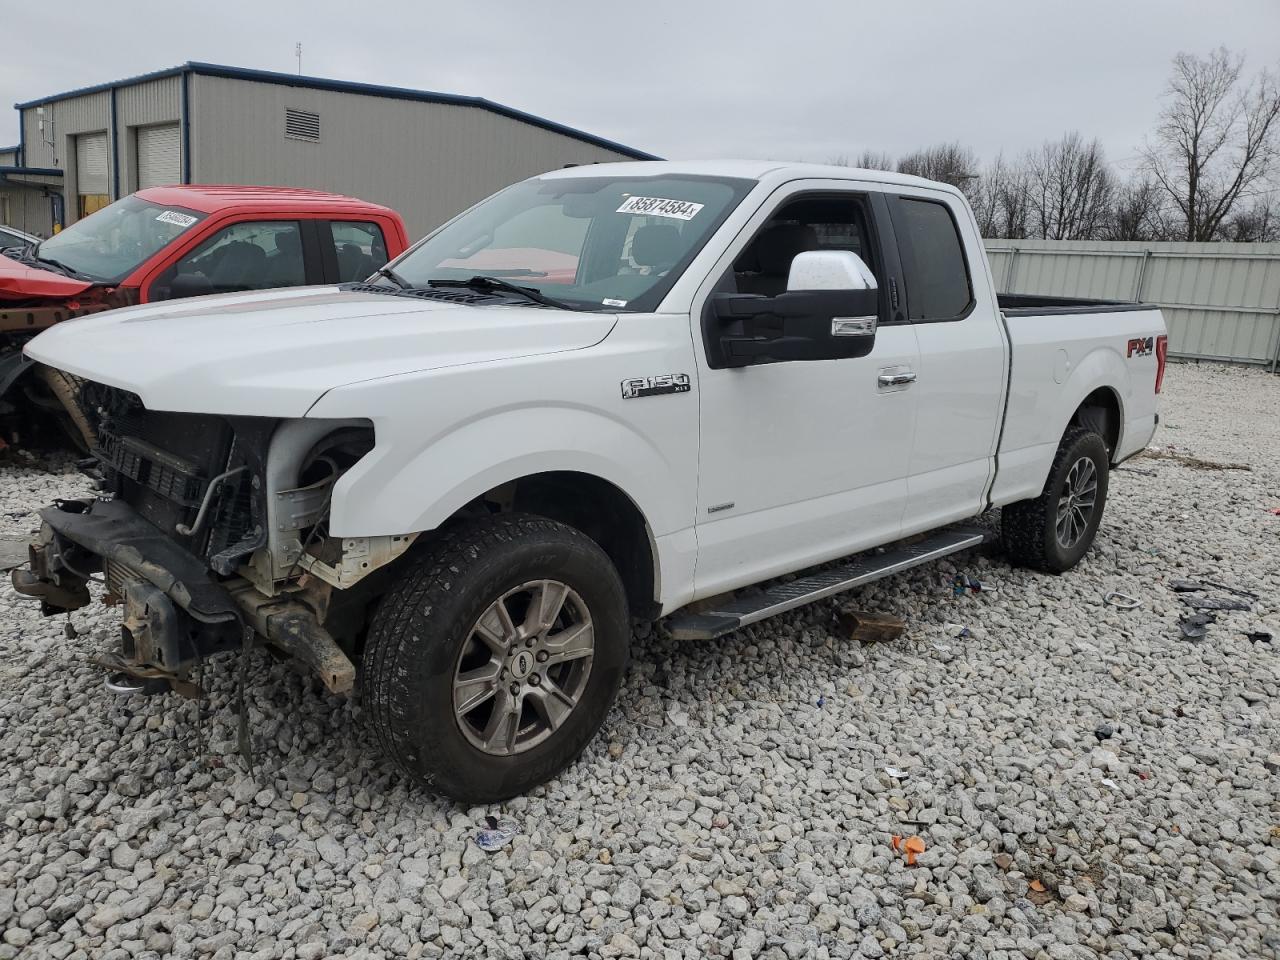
top-left (889, 196), bottom-right (973, 321)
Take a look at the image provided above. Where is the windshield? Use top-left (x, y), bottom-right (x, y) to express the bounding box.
top-left (36, 195), bottom-right (207, 282)
top-left (388, 174), bottom-right (754, 311)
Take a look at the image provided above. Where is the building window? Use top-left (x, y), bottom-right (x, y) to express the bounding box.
top-left (285, 108), bottom-right (320, 142)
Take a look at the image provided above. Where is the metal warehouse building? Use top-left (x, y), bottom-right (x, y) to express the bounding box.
top-left (0, 61), bottom-right (656, 239)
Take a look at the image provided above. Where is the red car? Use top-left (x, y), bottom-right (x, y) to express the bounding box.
top-left (0, 185), bottom-right (410, 442)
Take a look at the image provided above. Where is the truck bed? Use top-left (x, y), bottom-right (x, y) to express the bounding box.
top-left (998, 293), bottom-right (1153, 316)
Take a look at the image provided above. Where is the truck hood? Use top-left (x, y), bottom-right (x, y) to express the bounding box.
top-left (0, 252), bottom-right (95, 301)
top-left (25, 285), bottom-right (619, 417)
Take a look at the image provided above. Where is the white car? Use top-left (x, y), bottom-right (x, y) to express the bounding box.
top-left (16, 161), bottom-right (1167, 801)
top-left (0, 224), bottom-right (38, 253)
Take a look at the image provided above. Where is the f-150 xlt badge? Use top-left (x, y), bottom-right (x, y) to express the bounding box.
top-left (1127, 336), bottom-right (1155, 357)
top-left (621, 373), bottom-right (691, 399)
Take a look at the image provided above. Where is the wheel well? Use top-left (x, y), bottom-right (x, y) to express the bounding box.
top-left (1071, 388), bottom-right (1120, 461)
top-left (471, 472), bottom-right (659, 620)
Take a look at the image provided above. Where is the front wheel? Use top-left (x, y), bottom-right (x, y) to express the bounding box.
top-left (362, 514), bottom-right (629, 803)
top-left (1002, 426), bottom-right (1110, 573)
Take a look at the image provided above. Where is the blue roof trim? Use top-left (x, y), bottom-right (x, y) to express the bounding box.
top-left (14, 62), bottom-right (660, 161)
top-left (0, 145), bottom-right (18, 153)
top-left (0, 165), bottom-right (62, 177)
top-left (14, 65), bottom-right (187, 109)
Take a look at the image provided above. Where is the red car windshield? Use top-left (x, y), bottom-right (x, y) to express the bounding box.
top-left (35, 195), bottom-right (207, 283)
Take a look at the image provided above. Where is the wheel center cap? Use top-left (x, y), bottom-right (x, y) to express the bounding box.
top-left (509, 650), bottom-right (535, 681)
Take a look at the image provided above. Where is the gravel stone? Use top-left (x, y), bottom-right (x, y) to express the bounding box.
top-left (0, 363), bottom-right (1276, 959)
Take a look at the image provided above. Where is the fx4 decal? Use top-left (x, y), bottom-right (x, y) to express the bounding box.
top-left (621, 373), bottom-right (691, 400)
top-left (1127, 336), bottom-right (1155, 358)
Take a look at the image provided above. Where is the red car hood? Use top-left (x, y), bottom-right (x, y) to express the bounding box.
top-left (0, 252), bottom-right (95, 301)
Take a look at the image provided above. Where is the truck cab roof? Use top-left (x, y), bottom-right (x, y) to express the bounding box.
top-left (541, 159), bottom-right (964, 196)
top-left (135, 184), bottom-right (401, 217)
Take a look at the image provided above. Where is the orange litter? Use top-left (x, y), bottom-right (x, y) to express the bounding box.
top-left (1029, 879), bottom-right (1046, 892)
top-left (890, 834), bottom-right (926, 865)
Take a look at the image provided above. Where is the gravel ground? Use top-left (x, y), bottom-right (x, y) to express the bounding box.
top-left (1, 361), bottom-right (1277, 960)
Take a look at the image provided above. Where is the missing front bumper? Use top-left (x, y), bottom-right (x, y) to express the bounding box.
top-left (11, 497), bottom-right (355, 695)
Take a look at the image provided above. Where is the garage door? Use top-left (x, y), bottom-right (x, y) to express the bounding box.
top-left (136, 124), bottom-right (181, 189)
top-left (75, 132), bottom-right (109, 195)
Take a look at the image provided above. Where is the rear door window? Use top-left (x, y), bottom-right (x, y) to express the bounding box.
top-left (152, 221), bottom-right (306, 300)
top-left (890, 197), bottom-right (972, 321)
top-left (329, 221), bottom-right (389, 282)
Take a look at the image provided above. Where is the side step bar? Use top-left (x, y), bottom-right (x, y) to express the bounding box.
top-left (665, 527), bottom-right (990, 640)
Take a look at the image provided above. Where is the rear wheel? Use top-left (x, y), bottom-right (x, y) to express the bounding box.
top-left (362, 514), bottom-right (629, 802)
top-left (1002, 426), bottom-right (1110, 573)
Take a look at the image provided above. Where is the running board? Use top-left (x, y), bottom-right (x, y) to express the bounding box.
top-left (664, 528), bottom-right (990, 640)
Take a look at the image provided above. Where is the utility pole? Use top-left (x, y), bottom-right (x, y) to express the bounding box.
top-left (295, 42), bottom-right (302, 75)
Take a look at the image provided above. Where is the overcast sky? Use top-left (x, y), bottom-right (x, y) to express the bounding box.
top-left (3, 0), bottom-right (1279, 175)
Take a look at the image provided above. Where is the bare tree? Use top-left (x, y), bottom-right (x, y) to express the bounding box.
top-left (1220, 195), bottom-right (1280, 241)
top-left (1101, 178), bottom-right (1169, 241)
top-left (1026, 132), bottom-right (1115, 239)
top-left (1142, 47), bottom-right (1280, 241)
top-left (896, 142), bottom-right (980, 192)
top-left (969, 154), bottom-right (1032, 238)
top-left (854, 149), bottom-right (895, 171)
top-left (828, 150), bottom-right (896, 170)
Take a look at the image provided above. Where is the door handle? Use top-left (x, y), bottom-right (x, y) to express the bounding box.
top-left (878, 371), bottom-right (917, 388)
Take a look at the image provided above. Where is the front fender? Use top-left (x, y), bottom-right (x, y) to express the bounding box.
top-left (325, 402), bottom-right (686, 541)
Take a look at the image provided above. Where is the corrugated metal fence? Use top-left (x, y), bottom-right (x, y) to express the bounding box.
top-left (984, 239), bottom-right (1280, 371)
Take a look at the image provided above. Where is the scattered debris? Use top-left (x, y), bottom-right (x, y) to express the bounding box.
top-left (1137, 448), bottom-right (1251, 472)
top-left (1179, 595), bottom-right (1251, 612)
top-left (1270, 507), bottom-right (1280, 516)
top-left (1170, 578), bottom-right (1258, 600)
top-left (1115, 465), bottom-right (1157, 477)
top-left (1103, 592), bottom-right (1142, 609)
top-left (1101, 778), bottom-right (1118, 789)
top-left (816, 695), bottom-right (826, 708)
top-left (838, 609), bottom-right (906, 643)
top-left (891, 834), bottom-right (926, 866)
top-left (1244, 630), bottom-right (1273, 644)
top-left (884, 766), bottom-right (909, 779)
top-left (475, 816), bottom-right (520, 853)
top-left (1029, 879), bottom-right (1047, 892)
top-left (1179, 613), bottom-right (1216, 639)
top-left (1094, 723), bottom-right (1113, 742)
top-left (952, 575), bottom-right (994, 596)
top-left (1201, 579), bottom-right (1259, 600)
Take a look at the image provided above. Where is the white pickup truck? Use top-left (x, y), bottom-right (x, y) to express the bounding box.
top-left (15, 161), bottom-right (1167, 801)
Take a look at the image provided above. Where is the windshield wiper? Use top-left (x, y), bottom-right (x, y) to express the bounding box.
top-left (25, 242), bottom-right (93, 280)
top-left (374, 265), bottom-right (411, 289)
top-left (428, 275), bottom-right (577, 310)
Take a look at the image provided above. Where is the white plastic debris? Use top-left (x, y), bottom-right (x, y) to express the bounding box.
top-left (475, 817), bottom-right (520, 852)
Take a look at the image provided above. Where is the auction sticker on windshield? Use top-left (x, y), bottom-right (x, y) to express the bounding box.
top-left (616, 196), bottom-right (704, 220)
top-left (155, 210), bottom-right (199, 228)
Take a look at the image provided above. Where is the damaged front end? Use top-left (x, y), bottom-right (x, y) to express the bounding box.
top-left (11, 377), bottom-right (407, 697)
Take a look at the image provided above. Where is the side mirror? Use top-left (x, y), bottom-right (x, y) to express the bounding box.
top-left (786, 249), bottom-right (878, 293)
top-left (706, 249), bottom-right (882, 368)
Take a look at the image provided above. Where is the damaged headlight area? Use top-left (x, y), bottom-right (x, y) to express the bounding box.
top-left (11, 377), bottom-right (404, 697)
